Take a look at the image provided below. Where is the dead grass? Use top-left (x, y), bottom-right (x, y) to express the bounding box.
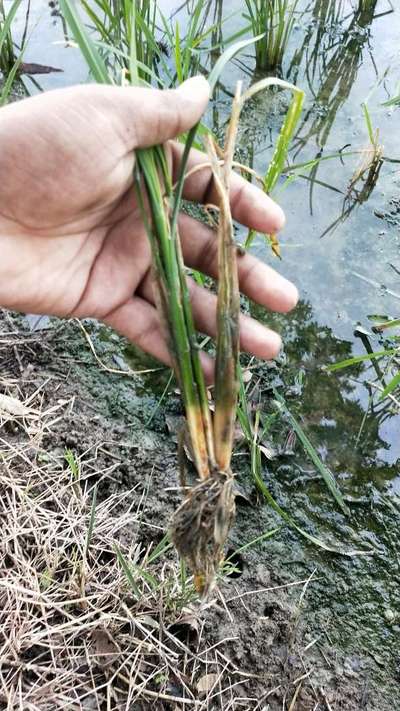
top-left (0, 313), bottom-right (371, 710)
top-left (0, 328), bottom-right (256, 710)
top-left (1, 419), bottom-right (194, 707)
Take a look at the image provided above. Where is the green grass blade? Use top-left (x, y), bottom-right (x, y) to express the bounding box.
top-left (274, 391), bottom-right (350, 516)
top-left (65, 448), bottom-right (79, 480)
top-left (228, 527), bottom-right (280, 558)
top-left (251, 432), bottom-right (365, 556)
top-left (128, 0), bottom-right (138, 86)
top-left (146, 534), bottom-right (173, 564)
top-left (372, 318), bottom-right (400, 332)
top-left (114, 544), bottom-right (140, 598)
top-left (59, 0), bottom-right (110, 84)
top-left (362, 102), bottom-right (375, 146)
top-left (0, 0), bottom-right (22, 58)
top-left (254, 466), bottom-right (362, 555)
top-left (380, 371), bottom-right (400, 400)
top-left (383, 93), bottom-right (400, 107)
top-left (0, 50), bottom-right (24, 105)
top-left (146, 371), bottom-right (174, 426)
top-left (208, 33), bottom-right (264, 92)
top-left (242, 78), bottom-right (304, 248)
top-left (326, 348), bottom-right (398, 371)
top-left (175, 21), bottom-right (182, 83)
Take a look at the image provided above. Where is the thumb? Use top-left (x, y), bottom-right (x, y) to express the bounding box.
top-left (111, 76), bottom-right (210, 149)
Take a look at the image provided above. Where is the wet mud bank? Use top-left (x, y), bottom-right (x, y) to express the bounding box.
top-left (2, 311), bottom-right (398, 708)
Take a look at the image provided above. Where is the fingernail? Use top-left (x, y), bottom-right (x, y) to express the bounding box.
top-left (277, 280), bottom-right (299, 312)
top-left (177, 75), bottom-right (210, 98)
top-left (273, 204), bottom-right (286, 231)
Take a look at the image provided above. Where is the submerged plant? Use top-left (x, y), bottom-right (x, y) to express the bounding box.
top-left (244, 0), bottom-right (299, 73)
top-left (347, 102), bottom-right (383, 198)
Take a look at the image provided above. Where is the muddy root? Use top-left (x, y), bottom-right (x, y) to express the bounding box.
top-left (169, 469), bottom-right (236, 596)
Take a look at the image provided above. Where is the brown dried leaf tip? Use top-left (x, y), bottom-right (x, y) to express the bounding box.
top-left (169, 468), bottom-right (236, 597)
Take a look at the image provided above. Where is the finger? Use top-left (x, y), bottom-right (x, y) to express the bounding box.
top-left (186, 280), bottom-right (283, 359)
top-left (171, 143), bottom-right (285, 234)
top-left (103, 295), bottom-right (215, 383)
top-left (138, 274), bottom-right (282, 360)
top-left (178, 212), bottom-right (298, 313)
top-left (104, 76), bottom-right (210, 149)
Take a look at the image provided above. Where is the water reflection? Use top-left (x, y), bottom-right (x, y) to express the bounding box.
top-left (250, 298), bottom-right (400, 491)
top-left (292, 0), bottom-right (387, 152)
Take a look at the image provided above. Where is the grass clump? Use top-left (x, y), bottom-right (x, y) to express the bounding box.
top-left (0, 0), bottom-right (19, 75)
top-left (79, 0), bottom-right (214, 87)
top-left (0, 0), bottom-right (25, 103)
top-left (244, 0), bottom-right (300, 73)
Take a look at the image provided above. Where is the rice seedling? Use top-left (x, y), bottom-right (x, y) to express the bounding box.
top-left (327, 340), bottom-right (400, 401)
top-left (80, 0), bottom-right (162, 82)
top-left (244, 79), bottom-right (304, 251)
top-left (60, 0), bottom-right (271, 595)
top-left (78, 0), bottom-right (215, 88)
top-left (159, 0), bottom-right (216, 85)
top-left (236, 366), bottom-right (370, 555)
top-left (0, 0), bottom-right (20, 76)
top-left (244, 0), bottom-right (300, 73)
top-left (0, 0), bottom-right (25, 103)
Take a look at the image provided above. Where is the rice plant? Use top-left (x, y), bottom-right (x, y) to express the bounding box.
top-left (244, 79), bottom-right (304, 251)
top-left (0, 0), bottom-right (24, 102)
top-left (59, 0), bottom-right (310, 593)
top-left (0, 0), bottom-right (18, 76)
top-left (159, 0), bottom-right (216, 85)
top-left (78, 0), bottom-right (214, 88)
top-left (60, 0), bottom-right (266, 595)
top-left (79, 0), bottom-right (160, 81)
top-left (244, 0), bottom-right (300, 72)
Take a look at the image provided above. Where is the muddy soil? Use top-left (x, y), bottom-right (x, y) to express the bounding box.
top-left (1, 310), bottom-right (398, 710)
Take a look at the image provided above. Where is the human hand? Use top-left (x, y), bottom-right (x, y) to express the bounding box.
top-left (0, 77), bottom-right (298, 379)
